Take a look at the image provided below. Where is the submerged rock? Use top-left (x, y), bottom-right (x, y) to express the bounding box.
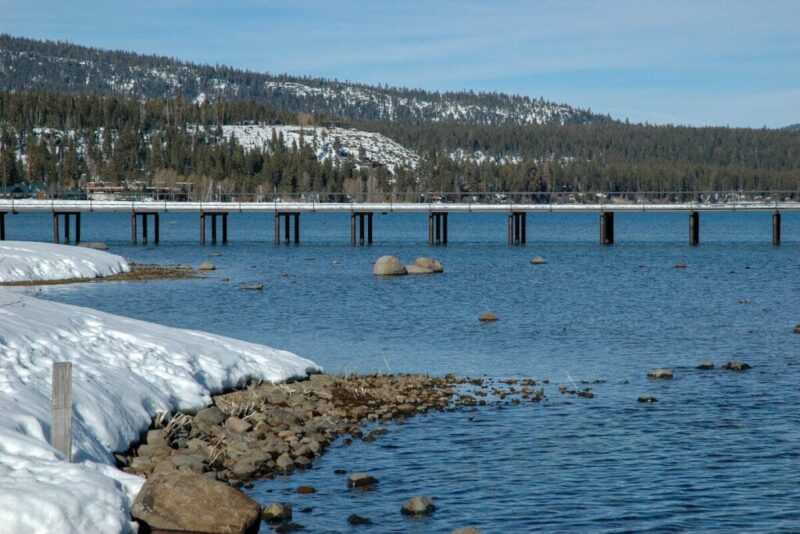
top-left (479, 312), bottom-right (499, 322)
top-left (296, 485), bottom-right (316, 494)
top-left (451, 528), bottom-right (482, 534)
top-left (130, 472), bottom-right (260, 534)
top-left (674, 262), bottom-right (688, 269)
top-left (347, 472), bottom-right (379, 488)
top-left (198, 262), bottom-right (216, 271)
top-left (647, 368), bottom-right (673, 380)
top-left (373, 255), bottom-right (407, 276)
top-left (239, 283), bottom-right (263, 290)
top-left (78, 241), bottom-right (109, 251)
top-left (697, 360), bottom-right (715, 370)
top-left (401, 495), bottom-right (436, 516)
top-left (530, 256), bottom-right (547, 265)
top-left (638, 396), bottom-right (658, 403)
top-left (348, 514), bottom-right (372, 525)
top-left (793, 324), bottom-right (800, 334)
top-left (262, 502), bottom-right (292, 523)
top-left (722, 361), bottom-right (751, 371)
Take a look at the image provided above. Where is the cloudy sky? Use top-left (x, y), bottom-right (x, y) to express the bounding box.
top-left (1, 0), bottom-right (798, 128)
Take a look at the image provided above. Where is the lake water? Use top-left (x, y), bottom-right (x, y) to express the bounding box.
top-left (11, 210), bottom-right (800, 532)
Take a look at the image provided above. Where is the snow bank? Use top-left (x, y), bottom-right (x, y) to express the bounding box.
top-left (0, 288), bottom-right (321, 533)
top-left (0, 241), bottom-right (130, 283)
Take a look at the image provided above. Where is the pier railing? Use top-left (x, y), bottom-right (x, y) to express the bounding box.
top-left (3, 190), bottom-right (798, 207)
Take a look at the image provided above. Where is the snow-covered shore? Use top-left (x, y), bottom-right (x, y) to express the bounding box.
top-left (0, 243), bottom-right (321, 533)
top-left (0, 241), bottom-right (130, 283)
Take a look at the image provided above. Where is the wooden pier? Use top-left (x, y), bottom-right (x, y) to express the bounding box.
top-left (0, 198), bottom-right (796, 246)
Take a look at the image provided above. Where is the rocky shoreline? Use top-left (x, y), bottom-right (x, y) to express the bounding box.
top-left (120, 362), bottom-right (748, 532)
top-left (120, 372), bottom-right (559, 533)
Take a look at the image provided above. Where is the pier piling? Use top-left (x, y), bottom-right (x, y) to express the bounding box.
top-left (200, 212), bottom-right (228, 245)
top-left (689, 211), bottom-right (700, 245)
top-left (350, 212), bottom-right (373, 245)
top-left (428, 212), bottom-right (448, 245)
top-left (52, 212), bottom-right (81, 244)
top-left (600, 211), bottom-right (615, 245)
top-left (131, 213), bottom-right (160, 245)
top-left (508, 211), bottom-right (527, 245)
top-left (772, 211), bottom-right (781, 245)
top-left (275, 212), bottom-right (300, 244)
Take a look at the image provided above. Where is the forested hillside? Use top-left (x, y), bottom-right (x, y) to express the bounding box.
top-left (0, 34), bottom-right (599, 127)
top-left (1, 91), bottom-right (799, 198)
top-left (0, 33), bottom-right (799, 198)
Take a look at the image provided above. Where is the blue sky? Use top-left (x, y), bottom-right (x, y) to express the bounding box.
top-left (1, 0), bottom-right (798, 128)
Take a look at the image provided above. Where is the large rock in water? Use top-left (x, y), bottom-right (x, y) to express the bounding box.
top-left (406, 263), bottom-right (435, 275)
top-left (415, 257), bottom-right (444, 272)
top-left (373, 255), bottom-right (407, 276)
top-left (131, 472), bottom-right (260, 534)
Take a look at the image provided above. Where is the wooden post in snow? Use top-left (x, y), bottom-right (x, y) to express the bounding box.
top-left (51, 362), bottom-right (73, 462)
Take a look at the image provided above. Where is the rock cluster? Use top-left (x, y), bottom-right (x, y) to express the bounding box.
top-left (121, 374), bottom-right (460, 485)
top-left (373, 255), bottom-right (444, 276)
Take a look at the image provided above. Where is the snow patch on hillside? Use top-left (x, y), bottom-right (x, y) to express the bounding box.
top-left (194, 124), bottom-right (421, 173)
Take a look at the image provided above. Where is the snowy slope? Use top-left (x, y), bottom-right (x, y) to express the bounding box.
top-left (209, 124), bottom-right (420, 173)
top-left (0, 35), bottom-right (600, 126)
top-left (0, 244), bottom-right (321, 533)
top-left (0, 241), bottom-right (130, 282)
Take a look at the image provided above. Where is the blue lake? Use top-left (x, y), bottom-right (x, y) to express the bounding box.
top-left (11, 210), bottom-right (800, 532)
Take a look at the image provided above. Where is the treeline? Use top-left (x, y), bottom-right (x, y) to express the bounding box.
top-left (1, 90), bottom-right (799, 197)
top-left (0, 91), bottom-right (388, 195)
top-left (360, 120), bottom-right (800, 193)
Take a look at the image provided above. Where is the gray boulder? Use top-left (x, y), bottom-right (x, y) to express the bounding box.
top-left (415, 257), bottom-right (444, 272)
top-left (373, 255), bottom-right (407, 276)
top-left (130, 472), bottom-right (260, 534)
top-left (406, 264), bottom-right (435, 275)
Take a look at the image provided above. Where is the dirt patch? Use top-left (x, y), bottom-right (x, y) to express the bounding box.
top-left (0, 263), bottom-right (197, 286)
